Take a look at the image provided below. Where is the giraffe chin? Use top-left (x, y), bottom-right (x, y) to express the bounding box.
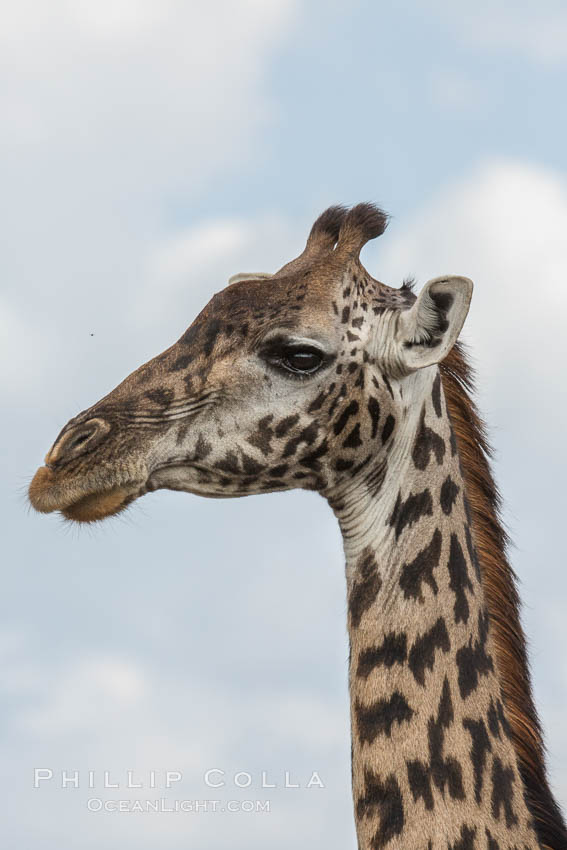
top-left (60, 488), bottom-right (134, 523)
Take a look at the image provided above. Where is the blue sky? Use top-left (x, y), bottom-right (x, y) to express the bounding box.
top-left (2, 1), bottom-right (567, 848)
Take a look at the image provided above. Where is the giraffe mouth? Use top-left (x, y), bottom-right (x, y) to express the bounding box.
top-left (28, 465), bottom-right (144, 523)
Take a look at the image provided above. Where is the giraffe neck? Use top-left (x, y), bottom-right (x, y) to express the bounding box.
top-left (330, 368), bottom-right (540, 850)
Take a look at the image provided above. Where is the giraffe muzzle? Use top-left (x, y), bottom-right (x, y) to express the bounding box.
top-left (28, 417), bottom-right (141, 521)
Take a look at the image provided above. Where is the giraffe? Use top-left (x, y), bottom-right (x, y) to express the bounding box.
top-left (29, 204), bottom-right (566, 850)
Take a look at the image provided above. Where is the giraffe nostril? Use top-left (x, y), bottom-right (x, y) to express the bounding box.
top-left (45, 417), bottom-right (110, 466)
top-left (68, 431), bottom-right (91, 451)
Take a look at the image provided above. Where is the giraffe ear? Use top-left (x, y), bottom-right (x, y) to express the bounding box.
top-left (228, 272), bottom-right (272, 285)
top-left (394, 276), bottom-right (473, 373)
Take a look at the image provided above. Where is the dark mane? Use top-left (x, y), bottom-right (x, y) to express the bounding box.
top-left (441, 342), bottom-right (567, 850)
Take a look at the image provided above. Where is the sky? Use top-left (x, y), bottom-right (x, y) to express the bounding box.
top-left (2, 1), bottom-right (567, 847)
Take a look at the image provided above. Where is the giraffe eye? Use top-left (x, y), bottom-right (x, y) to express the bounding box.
top-left (262, 339), bottom-right (326, 376)
top-left (282, 348), bottom-right (323, 374)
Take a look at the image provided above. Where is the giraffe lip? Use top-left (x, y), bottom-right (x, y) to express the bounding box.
top-left (28, 465), bottom-right (144, 522)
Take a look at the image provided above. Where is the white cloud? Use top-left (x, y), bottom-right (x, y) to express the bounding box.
top-left (430, 1), bottom-right (567, 65)
top-left (0, 0), bottom-right (296, 190)
top-left (69, 0), bottom-right (172, 41)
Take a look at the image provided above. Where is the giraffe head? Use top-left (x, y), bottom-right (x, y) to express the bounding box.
top-left (29, 204), bottom-right (472, 522)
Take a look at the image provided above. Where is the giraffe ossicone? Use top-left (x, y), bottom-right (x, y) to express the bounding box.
top-left (29, 203), bottom-right (566, 850)
top-left (227, 271), bottom-right (272, 284)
